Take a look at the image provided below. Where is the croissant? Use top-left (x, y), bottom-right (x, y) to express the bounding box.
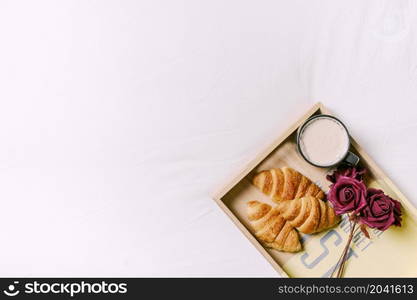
top-left (247, 200), bottom-right (302, 252)
top-left (252, 167), bottom-right (324, 202)
top-left (276, 196), bottom-right (340, 234)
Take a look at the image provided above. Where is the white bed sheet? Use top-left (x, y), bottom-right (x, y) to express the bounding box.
top-left (0, 0), bottom-right (416, 276)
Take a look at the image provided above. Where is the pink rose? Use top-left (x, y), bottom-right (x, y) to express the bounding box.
top-left (328, 176), bottom-right (367, 215)
top-left (359, 188), bottom-right (402, 231)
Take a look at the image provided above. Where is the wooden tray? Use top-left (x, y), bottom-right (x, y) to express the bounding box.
top-left (212, 103), bottom-right (417, 277)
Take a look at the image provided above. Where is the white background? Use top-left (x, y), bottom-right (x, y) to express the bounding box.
top-left (0, 0), bottom-right (416, 276)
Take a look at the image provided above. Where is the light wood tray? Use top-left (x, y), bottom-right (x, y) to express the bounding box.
top-left (212, 103), bottom-right (417, 277)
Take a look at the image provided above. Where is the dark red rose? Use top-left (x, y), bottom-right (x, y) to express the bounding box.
top-left (359, 188), bottom-right (402, 231)
top-left (328, 176), bottom-right (367, 215)
top-left (326, 166), bottom-right (366, 184)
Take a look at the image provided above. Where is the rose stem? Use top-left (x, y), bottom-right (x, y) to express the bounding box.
top-left (337, 220), bottom-right (357, 278)
top-left (330, 246), bottom-right (346, 278)
top-left (330, 216), bottom-right (353, 278)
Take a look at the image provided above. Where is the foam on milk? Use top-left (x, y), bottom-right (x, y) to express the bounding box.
top-left (299, 116), bottom-right (349, 166)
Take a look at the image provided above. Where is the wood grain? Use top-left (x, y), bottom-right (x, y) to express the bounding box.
top-left (213, 102), bottom-right (417, 277)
